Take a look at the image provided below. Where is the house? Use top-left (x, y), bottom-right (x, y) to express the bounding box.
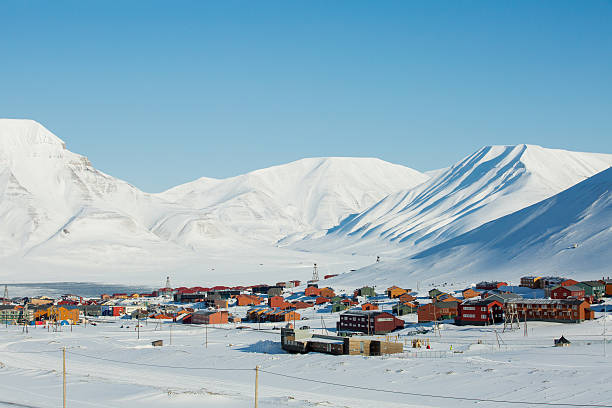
top-left (191, 310), bottom-right (229, 325)
top-left (551, 285), bottom-right (585, 301)
top-left (520, 276), bottom-right (541, 289)
top-left (101, 305), bottom-right (125, 317)
top-left (267, 287), bottom-right (283, 297)
top-left (481, 292), bottom-right (523, 304)
top-left (361, 302), bottom-right (378, 311)
top-left (387, 286), bottom-right (408, 299)
top-left (398, 293), bottom-right (416, 303)
top-left (455, 298), bottom-right (503, 326)
top-left (475, 281), bottom-right (508, 291)
top-left (236, 294), bottom-right (262, 306)
top-left (331, 303), bottom-right (349, 313)
top-left (392, 302), bottom-right (418, 316)
top-left (462, 288), bottom-right (480, 299)
top-left (507, 298), bottom-right (594, 323)
top-left (336, 310), bottom-right (404, 335)
top-left (324, 274), bottom-right (338, 280)
top-left (554, 335), bottom-right (571, 347)
top-left (319, 287), bottom-right (336, 298)
top-left (112, 293), bottom-right (128, 299)
top-left (601, 279), bottom-right (612, 296)
top-left (560, 279), bottom-right (579, 287)
top-left (305, 286), bottom-right (321, 297)
top-left (315, 296), bottom-right (330, 305)
top-left (538, 276), bottom-right (566, 289)
top-left (576, 281), bottom-right (605, 300)
top-left (355, 287), bottom-right (376, 298)
top-left (100, 294), bottom-right (111, 300)
top-left (281, 326), bottom-right (403, 356)
top-left (269, 296), bottom-right (285, 308)
top-left (428, 288), bottom-right (443, 299)
top-left (417, 302), bottom-right (459, 322)
top-left (436, 293), bottom-right (459, 303)
top-left (291, 301), bottom-right (312, 309)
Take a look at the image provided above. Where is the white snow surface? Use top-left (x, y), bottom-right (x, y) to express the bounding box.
top-left (330, 166), bottom-right (612, 290)
top-left (1, 119), bottom-right (611, 286)
top-left (0, 308), bottom-right (611, 407)
top-left (294, 144), bottom-right (612, 258)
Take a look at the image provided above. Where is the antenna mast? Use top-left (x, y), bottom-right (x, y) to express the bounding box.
top-left (311, 264), bottom-right (319, 282)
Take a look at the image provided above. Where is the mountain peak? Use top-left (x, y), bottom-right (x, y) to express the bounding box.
top-left (0, 119), bottom-right (66, 151)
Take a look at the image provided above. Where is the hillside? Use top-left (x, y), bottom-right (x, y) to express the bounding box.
top-left (294, 144), bottom-right (612, 257)
top-left (330, 166), bottom-right (612, 289)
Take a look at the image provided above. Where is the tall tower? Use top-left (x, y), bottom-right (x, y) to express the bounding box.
top-left (165, 276), bottom-right (171, 289)
top-left (311, 263), bottom-right (319, 282)
top-left (3, 284), bottom-right (8, 303)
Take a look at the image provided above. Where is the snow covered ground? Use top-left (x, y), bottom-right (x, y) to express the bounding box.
top-left (1, 304), bottom-right (611, 407)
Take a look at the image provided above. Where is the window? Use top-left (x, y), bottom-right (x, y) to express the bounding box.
top-left (463, 306), bottom-right (475, 311)
top-left (481, 315), bottom-right (488, 319)
top-left (462, 313), bottom-right (475, 318)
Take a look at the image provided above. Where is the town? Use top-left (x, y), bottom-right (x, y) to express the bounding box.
top-left (2, 271), bottom-right (610, 355)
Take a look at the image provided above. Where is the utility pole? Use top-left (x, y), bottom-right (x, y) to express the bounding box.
top-left (254, 365), bottom-right (259, 408)
top-left (137, 320), bottom-right (140, 340)
top-left (205, 324), bottom-right (208, 348)
top-left (604, 301), bottom-right (607, 357)
top-left (62, 347), bottom-right (66, 408)
top-left (169, 323), bottom-right (172, 345)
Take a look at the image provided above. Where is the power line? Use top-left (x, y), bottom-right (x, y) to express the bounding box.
top-left (258, 369), bottom-right (612, 408)
top-left (67, 350), bottom-right (253, 371)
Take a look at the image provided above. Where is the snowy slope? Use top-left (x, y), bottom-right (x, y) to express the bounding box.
top-left (0, 119), bottom-right (426, 280)
top-left (331, 166), bottom-right (612, 289)
top-left (296, 144), bottom-right (612, 257)
top-left (155, 157), bottom-right (429, 246)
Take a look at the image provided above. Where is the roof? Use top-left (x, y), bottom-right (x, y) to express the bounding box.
top-left (341, 310), bottom-right (390, 317)
top-left (558, 285), bottom-right (584, 291)
top-left (461, 298), bottom-right (502, 306)
top-left (507, 298), bottom-right (586, 305)
top-left (579, 281), bottom-right (604, 287)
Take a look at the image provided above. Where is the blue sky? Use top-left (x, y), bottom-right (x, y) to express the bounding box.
top-left (1, 1), bottom-right (611, 192)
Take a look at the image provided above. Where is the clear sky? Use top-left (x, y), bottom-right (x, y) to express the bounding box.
top-left (1, 1), bottom-right (611, 192)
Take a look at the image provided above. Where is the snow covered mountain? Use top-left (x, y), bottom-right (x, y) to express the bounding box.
top-left (332, 166), bottom-right (612, 289)
top-left (0, 119), bottom-right (427, 267)
top-left (156, 157), bottom-right (429, 246)
top-left (295, 144), bottom-right (612, 257)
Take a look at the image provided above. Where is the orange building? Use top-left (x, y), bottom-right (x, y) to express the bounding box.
top-left (319, 287), bottom-right (335, 298)
top-left (386, 286), bottom-right (407, 299)
top-left (305, 286), bottom-right (321, 297)
top-left (361, 302), bottom-right (378, 311)
top-left (192, 310), bottom-right (229, 325)
top-left (398, 293), bottom-right (416, 303)
top-left (236, 294), bottom-right (262, 306)
top-left (462, 288), bottom-right (480, 299)
top-left (34, 306), bottom-right (80, 323)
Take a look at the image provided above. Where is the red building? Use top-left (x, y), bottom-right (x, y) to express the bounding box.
top-left (336, 311), bottom-right (404, 335)
top-left (551, 285), bottom-right (585, 300)
top-left (456, 298), bottom-right (503, 326)
top-left (268, 296), bottom-right (285, 308)
top-left (315, 296), bottom-right (330, 305)
top-left (417, 302), bottom-right (459, 322)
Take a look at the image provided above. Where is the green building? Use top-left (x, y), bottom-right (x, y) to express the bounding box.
top-left (577, 281), bottom-right (605, 299)
top-left (392, 303), bottom-right (417, 316)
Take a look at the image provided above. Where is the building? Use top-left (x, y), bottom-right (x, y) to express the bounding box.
top-left (355, 287), bottom-right (376, 298)
top-left (34, 306), bottom-right (80, 323)
top-left (323, 274), bottom-right (338, 280)
top-left (462, 288), bottom-right (480, 299)
top-left (538, 276), bottom-right (566, 289)
top-left (0, 305), bottom-right (33, 324)
top-left (417, 301), bottom-right (459, 322)
top-left (336, 311), bottom-right (404, 335)
top-left (236, 294), bottom-right (262, 306)
top-left (601, 279), bottom-right (612, 296)
top-left (281, 326), bottom-right (403, 356)
top-left (387, 286), bottom-right (408, 299)
top-left (551, 285), bottom-right (585, 301)
top-left (520, 276), bottom-right (541, 289)
top-left (361, 302), bottom-right (378, 311)
top-left (331, 303), bottom-right (349, 313)
top-left (267, 287), bottom-right (283, 297)
top-left (305, 286), bottom-right (321, 297)
top-left (576, 281), bottom-right (605, 300)
top-left (393, 302), bottom-right (418, 316)
top-left (475, 281), bottom-right (508, 291)
top-left (455, 298), bottom-right (503, 326)
top-left (268, 296), bottom-right (285, 308)
top-left (191, 310), bottom-right (229, 325)
top-left (428, 288), bottom-right (443, 299)
top-left (319, 287), bottom-right (336, 298)
top-left (398, 293), bottom-right (417, 303)
top-left (507, 299), bottom-right (594, 323)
